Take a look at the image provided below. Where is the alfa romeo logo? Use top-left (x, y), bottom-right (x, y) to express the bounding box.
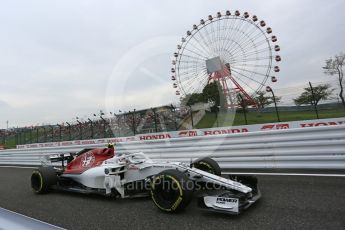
top-left (81, 152), bottom-right (95, 168)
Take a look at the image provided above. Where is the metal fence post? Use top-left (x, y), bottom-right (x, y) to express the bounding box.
top-left (152, 108), bottom-right (158, 132)
top-left (66, 122), bottom-right (72, 141)
top-left (88, 118), bottom-right (94, 139)
top-left (309, 82), bottom-right (320, 119)
top-left (132, 110), bottom-right (136, 136)
top-left (50, 126), bottom-right (54, 142)
top-left (36, 128), bottom-right (39, 143)
top-left (188, 105), bottom-right (194, 128)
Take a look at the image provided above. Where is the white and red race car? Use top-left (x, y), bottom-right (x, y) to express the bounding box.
top-left (30, 146), bottom-right (260, 214)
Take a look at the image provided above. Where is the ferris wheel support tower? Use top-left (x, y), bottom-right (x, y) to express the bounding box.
top-left (206, 56), bottom-right (257, 108)
top-left (171, 10), bottom-right (281, 108)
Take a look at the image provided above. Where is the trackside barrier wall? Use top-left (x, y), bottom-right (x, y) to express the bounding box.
top-left (1, 125), bottom-right (345, 172)
top-left (16, 117), bottom-right (345, 149)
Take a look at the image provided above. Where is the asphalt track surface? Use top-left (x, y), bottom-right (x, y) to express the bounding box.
top-left (0, 167), bottom-right (344, 230)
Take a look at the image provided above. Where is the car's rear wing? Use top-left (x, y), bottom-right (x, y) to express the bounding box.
top-left (42, 153), bottom-right (77, 169)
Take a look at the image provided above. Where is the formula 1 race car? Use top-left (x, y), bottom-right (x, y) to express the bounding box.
top-left (30, 146), bottom-right (260, 214)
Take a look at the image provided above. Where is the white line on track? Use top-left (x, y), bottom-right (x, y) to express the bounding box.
top-left (0, 207), bottom-right (65, 230)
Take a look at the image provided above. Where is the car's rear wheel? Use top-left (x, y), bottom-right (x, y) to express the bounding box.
top-left (150, 169), bottom-right (193, 213)
top-left (192, 157), bottom-right (221, 176)
top-left (31, 166), bottom-right (57, 194)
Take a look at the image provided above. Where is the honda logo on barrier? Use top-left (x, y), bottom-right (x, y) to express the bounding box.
top-left (300, 121), bottom-right (345, 128)
top-left (203, 128), bottom-right (248, 136)
top-left (139, 134), bottom-right (172, 141)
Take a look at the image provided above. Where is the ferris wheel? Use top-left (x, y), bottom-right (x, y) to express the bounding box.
top-left (171, 10), bottom-right (281, 107)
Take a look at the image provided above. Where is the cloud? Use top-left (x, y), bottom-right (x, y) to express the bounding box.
top-left (0, 100), bottom-right (11, 109)
top-left (0, 0), bottom-right (344, 127)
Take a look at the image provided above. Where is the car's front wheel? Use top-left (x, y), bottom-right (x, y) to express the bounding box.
top-left (150, 169), bottom-right (193, 212)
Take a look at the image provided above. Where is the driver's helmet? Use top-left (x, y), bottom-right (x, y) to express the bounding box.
top-left (107, 143), bottom-right (115, 149)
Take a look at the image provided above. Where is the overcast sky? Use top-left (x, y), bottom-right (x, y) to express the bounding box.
top-left (0, 0), bottom-right (344, 128)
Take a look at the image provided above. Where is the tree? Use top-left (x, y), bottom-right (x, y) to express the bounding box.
top-left (180, 93), bottom-right (203, 106)
top-left (323, 53), bottom-right (345, 108)
top-left (237, 93), bottom-right (248, 124)
top-left (294, 84), bottom-right (333, 106)
top-left (201, 81), bottom-right (221, 107)
top-left (180, 81), bottom-right (223, 109)
top-left (237, 94), bottom-right (248, 110)
top-left (254, 91), bottom-right (281, 108)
